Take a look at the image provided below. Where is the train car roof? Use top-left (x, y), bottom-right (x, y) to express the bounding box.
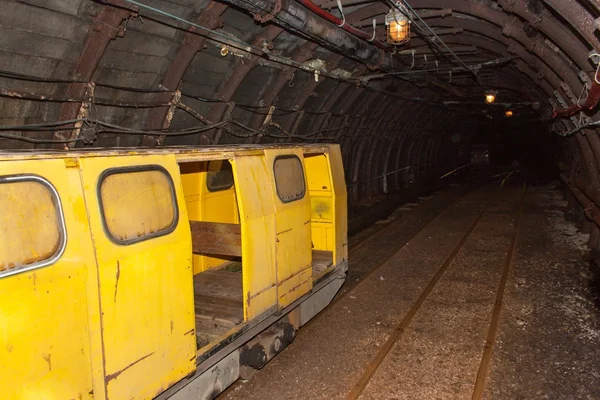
top-left (0, 143), bottom-right (336, 162)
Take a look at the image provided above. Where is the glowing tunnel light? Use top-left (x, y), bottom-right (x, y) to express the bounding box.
top-left (485, 90), bottom-right (497, 104)
top-left (385, 2), bottom-right (411, 45)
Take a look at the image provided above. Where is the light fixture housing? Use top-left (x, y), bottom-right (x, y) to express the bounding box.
top-left (505, 110), bottom-right (513, 117)
top-left (385, 2), bottom-right (411, 45)
top-left (484, 90), bottom-right (497, 104)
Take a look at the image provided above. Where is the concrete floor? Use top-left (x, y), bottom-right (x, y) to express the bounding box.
top-left (220, 182), bottom-right (600, 400)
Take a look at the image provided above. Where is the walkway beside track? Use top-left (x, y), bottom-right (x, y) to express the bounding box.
top-left (221, 183), bottom-right (600, 400)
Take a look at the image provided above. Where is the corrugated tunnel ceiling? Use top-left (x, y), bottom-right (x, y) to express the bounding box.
top-left (1, 0), bottom-right (600, 215)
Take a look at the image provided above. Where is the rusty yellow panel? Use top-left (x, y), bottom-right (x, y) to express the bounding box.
top-left (311, 222), bottom-right (335, 252)
top-left (310, 196), bottom-right (334, 221)
top-left (304, 153), bottom-right (331, 192)
top-left (179, 162), bottom-right (205, 275)
top-left (277, 266), bottom-right (312, 307)
top-left (327, 146), bottom-right (349, 264)
top-left (263, 149), bottom-right (313, 309)
top-left (230, 155), bottom-right (278, 320)
top-left (304, 153), bottom-right (334, 252)
top-left (78, 154), bottom-right (196, 399)
top-left (0, 159), bottom-right (100, 400)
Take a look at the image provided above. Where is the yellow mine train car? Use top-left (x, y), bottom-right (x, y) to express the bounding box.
top-left (0, 144), bottom-right (348, 400)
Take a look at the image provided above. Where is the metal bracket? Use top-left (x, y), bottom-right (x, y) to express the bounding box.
top-left (252, 0), bottom-right (282, 23)
top-left (579, 70), bottom-right (592, 86)
top-left (560, 81), bottom-right (594, 125)
top-left (554, 90), bottom-right (581, 129)
top-left (589, 50), bottom-right (600, 66)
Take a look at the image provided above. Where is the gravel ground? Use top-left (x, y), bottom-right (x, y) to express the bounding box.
top-left (484, 183), bottom-right (600, 399)
top-left (219, 182), bottom-right (600, 400)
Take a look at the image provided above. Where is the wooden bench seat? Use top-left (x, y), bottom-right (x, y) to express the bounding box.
top-left (190, 221), bottom-right (241, 257)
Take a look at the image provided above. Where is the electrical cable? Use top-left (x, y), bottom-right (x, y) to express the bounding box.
top-left (116, 0), bottom-right (373, 80)
top-left (402, 0), bottom-right (480, 83)
top-left (0, 133), bottom-right (81, 144)
top-left (0, 69), bottom-right (172, 93)
top-left (106, 0), bottom-right (352, 87)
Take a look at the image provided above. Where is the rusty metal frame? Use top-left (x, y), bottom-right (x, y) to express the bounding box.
top-left (141, 2), bottom-right (227, 146)
top-left (51, 1), bottom-right (138, 148)
top-left (250, 41), bottom-right (320, 143)
top-left (201, 25), bottom-right (284, 145)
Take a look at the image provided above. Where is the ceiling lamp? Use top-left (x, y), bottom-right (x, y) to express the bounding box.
top-left (505, 110), bottom-right (514, 117)
top-left (385, 2), bottom-right (411, 45)
top-left (484, 90), bottom-right (497, 104)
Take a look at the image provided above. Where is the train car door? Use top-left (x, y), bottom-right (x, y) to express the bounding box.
top-left (229, 154), bottom-right (278, 320)
top-left (78, 155), bottom-right (195, 399)
top-left (263, 149), bottom-right (313, 309)
top-left (0, 159), bottom-right (99, 399)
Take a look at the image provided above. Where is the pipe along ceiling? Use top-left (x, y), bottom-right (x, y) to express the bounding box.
top-left (2, 0), bottom-right (600, 236)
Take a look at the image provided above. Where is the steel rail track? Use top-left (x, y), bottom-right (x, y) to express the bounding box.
top-left (345, 177), bottom-right (523, 400)
top-left (471, 183), bottom-right (527, 400)
top-left (218, 170), bottom-right (516, 399)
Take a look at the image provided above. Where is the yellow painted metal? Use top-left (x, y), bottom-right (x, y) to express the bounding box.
top-left (0, 144), bottom-right (346, 399)
top-left (78, 155), bottom-right (196, 399)
top-left (230, 154), bottom-right (278, 321)
top-left (179, 160), bottom-right (239, 274)
top-left (304, 153), bottom-right (335, 252)
top-left (263, 149), bottom-right (313, 309)
top-left (0, 159), bottom-right (100, 400)
top-left (326, 146), bottom-right (349, 264)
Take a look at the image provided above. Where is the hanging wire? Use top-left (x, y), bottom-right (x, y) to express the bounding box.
top-left (115, 0), bottom-right (356, 83)
top-left (335, 0), bottom-right (346, 27)
top-left (368, 19), bottom-right (377, 42)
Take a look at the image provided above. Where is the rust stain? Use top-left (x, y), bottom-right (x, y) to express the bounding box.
top-left (43, 353), bottom-right (52, 371)
top-left (114, 260), bottom-right (120, 303)
top-left (170, 320), bottom-right (174, 334)
top-left (105, 352), bottom-right (155, 383)
top-left (247, 283), bottom-right (277, 300)
top-left (183, 328), bottom-right (195, 336)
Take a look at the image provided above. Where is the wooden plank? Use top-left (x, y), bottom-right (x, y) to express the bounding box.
top-left (312, 250), bottom-right (333, 277)
top-left (312, 250), bottom-right (333, 267)
top-left (194, 295), bottom-right (243, 324)
top-left (193, 269), bottom-right (243, 301)
top-left (190, 221), bottom-right (242, 257)
top-left (194, 270), bottom-right (243, 301)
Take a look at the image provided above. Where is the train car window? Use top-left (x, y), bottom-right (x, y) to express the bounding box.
top-left (206, 160), bottom-right (234, 192)
top-left (0, 175), bottom-right (66, 278)
top-left (273, 155), bottom-right (306, 203)
top-left (98, 165), bottom-right (178, 245)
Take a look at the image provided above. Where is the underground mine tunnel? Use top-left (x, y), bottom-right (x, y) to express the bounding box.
top-left (1, 0), bottom-right (600, 399)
